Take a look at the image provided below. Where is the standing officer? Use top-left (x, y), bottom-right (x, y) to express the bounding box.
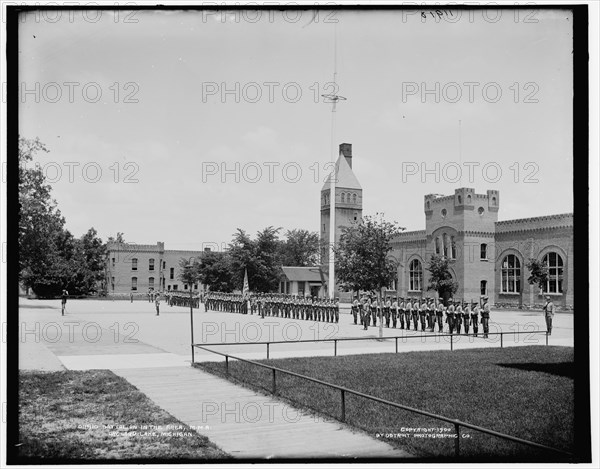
top-left (418, 299), bottom-right (427, 332)
top-left (470, 300), bottom-right (479, 336)
top-left (391, 297), bottom-right (398, 328)
top-left (405, 298), bottom-right (412, 331)
top-left (155, 292), bottom-right (161, 316)
top-left (481, 296), bottom-right (491, 338)
top-left (543, 295), bottom-right (555, 335)
top-left (398, 297), bottom-right (405, 329)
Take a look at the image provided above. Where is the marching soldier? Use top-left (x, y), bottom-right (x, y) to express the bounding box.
top-left (462, 301), bottom-right (471, 334)
top-left (454, 300), bottom-right (463, 334)
top-left (411, 299), bottom-right (419, 331)
top-left (436, 299), bottom-right (444, 333)
top-left (384, 296), bottom-right (392, 327)
top-left (481, 296), bottom-right (491, 338)
top-left (391, 297), bottom-right (398, 328)
top-left (398, 297), bottom-right (405, 329)
top-left (543, 295), bottom-right (555, 335)
top-left (446, 298), bottom-right (455, 334)
top-left (155, 292), bottom-right (161, 316)
top-left (471, 300), bottom-right (480, 336)
top-left (418, 299), bottom-right (427, 332)
top-left (405, 298), bottom-right (412, 331)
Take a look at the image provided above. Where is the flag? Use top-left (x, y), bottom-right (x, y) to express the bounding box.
top-left (242, 268), bottom-right (250, 298)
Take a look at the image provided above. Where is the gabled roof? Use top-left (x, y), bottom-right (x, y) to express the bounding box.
top-left (280, 266), bottom-right (328, 282)
top-left (321, 152), bottom-right (362, 191)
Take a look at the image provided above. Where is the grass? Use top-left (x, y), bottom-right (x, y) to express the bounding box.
top-left (199, 346), bottom-right (575, 461)
top-left (18, 370), bottom-right (231, 461)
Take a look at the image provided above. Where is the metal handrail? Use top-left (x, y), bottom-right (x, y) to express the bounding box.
top-left (193, 342), bottom-right (572, 459)
top-left (194, 330), bottom-right (550, 357)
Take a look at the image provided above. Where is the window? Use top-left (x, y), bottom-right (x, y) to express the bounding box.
top-left (168, 285), bottom-right (171, 290)
top-left (480, 280), bottom-right (487, 296)
top-left (426, 201), bottom-right (431, 210)
top-left (492, 196), bottom-right (497, 206)
top-left (478, 207), bottom-right (485, 215)
top-left (149, 258), bottom-right (155, 271)
top-left (542, 252), bottom-right (564, 293)
top-left (111, 277), bottom-right (115, 291)
top-left (443, 233), bottom-right (448, 257)
top-left (131, 277), bottom-right (138, 291)
top-left (323, 224), bottom-right (326, 232)
top-left (111, 257), bottom-right (115, 268)
top-left (162, 261), bottom-right (166, 269)
top-left (341, 193), bottom-right (345, 203)
top-left (352, 193), bottom-right (357, 204)
top-left (173, 285), bottom-right (178, 291)
top-left (501, 255), bottom-right (521, 293)
top-left (298, 281), bottom-right (305, 296)
top-left (458, 195), bottom-right (462, 204)
top-left (441, 208), bottom-right (447, 218)
top-left (353, 212), bottom-right (358, 221)
top-left (131, 258), bottom-right (138, 271)
top-left (149, 277), bottom-right (155, 289)
top-left (467, 194), bottom-right (472, 204)
top-left (435, 237), bottom-right (440, 255)
top-left (170, 267), bottom-right (174, 280)
top-left (480, 244), bottom-right (488, 260)
top-left (450, 236), bottom-right (456, 259)
top-left (409, 259), bottom-right (423, 291)
top-left (184, 284), bottom-right (188, 290)
top-left (194, 284), bottom-right (198, 290)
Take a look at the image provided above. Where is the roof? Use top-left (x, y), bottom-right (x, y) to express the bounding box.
top-left (280, 266), bottom-right (328, 282)
top-left (321, 152), bottom-right (362, 191)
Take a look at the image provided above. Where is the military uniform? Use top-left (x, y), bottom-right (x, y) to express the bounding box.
top-left (543, 296), bottom-right (555, 335)
top-left (418, 300), bottom-right (427, 332)
top-left (470, 301), bottom-right (479, 336)
top-left (462, 301), bottom-right (470, 334)
top-left (454, 301), bottom-right (463, 334)
top-left (446, 299), bottom-right (455, 334)
top-left (398, 298), bottom-right (405, 329)
top-left (391, 297), bottom-right (398, 328)
top-left (436, 301), bottom-right (444, 332)
top-left (405, 299), bottom-right (412, 330)
top-left (411, 300), bottom-right (419, 331)
top-left (481, 296), bottom-right (491, 338)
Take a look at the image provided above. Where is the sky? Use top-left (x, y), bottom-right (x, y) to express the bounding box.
top-left (17, 7), bottom-right (574, 251)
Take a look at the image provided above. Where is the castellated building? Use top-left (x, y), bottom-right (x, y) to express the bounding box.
top-left (392, 190), bottom-right (573, 309)
top-left (318, 144), bottom-right (573, 309)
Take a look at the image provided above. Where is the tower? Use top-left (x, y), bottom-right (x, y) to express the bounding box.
top-left (320, 143), bottom-right (363, 272)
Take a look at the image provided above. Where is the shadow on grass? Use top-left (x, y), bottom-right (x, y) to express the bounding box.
top-left (497, 362), bottom-right (574, 379)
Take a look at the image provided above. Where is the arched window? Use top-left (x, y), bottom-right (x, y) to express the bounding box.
top-left (443, 233), bottom-right (448, 257)
top-left (480, 244), bottom-right (488, 260)
top-left (458, 195), bottom-right (462, 204)
top-left (149, 277), bottom-right (155, 289)
top-left (131, 258), bottom-right (138, 271)
top-left (501, 255), bottom-right (521, 293)
top-left (435, 237), bottom-right (440, 255)
top-left (352, 193), bottom-right (357, 204)
top-left (450, 236), bottom-right (456, 259)
top-left (131, 277), bottom-right (138, 291)
top-left (341, 193), bottom-right (345, 203)
top-left (409, 259), bottom-right (423, 291)
top-left (149, 258), bottom-right (155, 271)
top-left (467, 194), bottom-right (472, 204)
top-left (441, 208), bottom-right (447, 218)
top-left (492, 196), bottom-right (497, 206)
top-left (542, 252), bottom-right (564, 293)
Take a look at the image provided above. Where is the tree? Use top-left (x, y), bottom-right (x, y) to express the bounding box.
top-left (107, 232), bottom-right (125, 243)
top-left (278, 229), bottom-right (320, 266)
top-left (198, 251), bottom-right (235, 292)
top-left (526, 258), bottom-right (548, 294)
top-left (335, 213), bottom-right (404, 296)
top-left (426, 254), bottom-right (459, 305)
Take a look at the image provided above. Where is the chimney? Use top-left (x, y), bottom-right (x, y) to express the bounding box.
top-left (339, 143), bottom-right (352, 169)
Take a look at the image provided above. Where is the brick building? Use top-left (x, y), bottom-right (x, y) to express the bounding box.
top-left (105, 241), bottom-right (206, 295)
top-left (391, 189), bottom-right (573, 309)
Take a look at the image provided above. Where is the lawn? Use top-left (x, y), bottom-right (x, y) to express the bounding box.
top-left (18, 370), bottom-right (231, 461)
top-left (199, 346), bottom-right (575, 461)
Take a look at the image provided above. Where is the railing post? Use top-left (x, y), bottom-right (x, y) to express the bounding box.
top-left (454, 422), bottom-right (460, 458)
top-left (225, 355), bottom-right (229, 375)
top-left (334, 339), bottom-right (337, 357)
top-left (341, 390), bottom-right (346, 422)
top-left (272, 368), bottom-right (276, 395)
top-left (450, 334), bottom-right (453, 351)
top-left (500, 332), bottom-right (503, 349)
top-left (267, 342), bottom-right (270, 360)
top-left (395, 337), bottom-right (398, 353)
top-left (546, 331), bottom-right (548, 346)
